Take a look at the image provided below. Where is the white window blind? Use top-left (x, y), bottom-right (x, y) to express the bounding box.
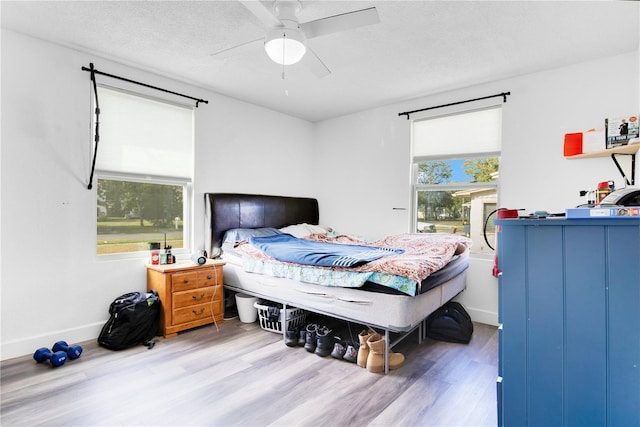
top-left (412, 106), bottom-right (502, 161)
top-left (96, 86), bottom-right (194, 178)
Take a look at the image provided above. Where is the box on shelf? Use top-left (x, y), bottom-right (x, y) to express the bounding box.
top-left (606, 115), bottom-right (639, 149)
top-left (563, 132), bottom-right (582, 156)
top-left (582, 129), bottom-right (605, 153)
top-left (566, 206), bottom-right (640, 219)
top-left (254, 300), bottom-right (307, 333)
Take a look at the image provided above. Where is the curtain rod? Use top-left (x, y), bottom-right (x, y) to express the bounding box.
top-left (81, 63), bottom-right (208, 107)
top-left (398, 91), bottom-right (510, 120)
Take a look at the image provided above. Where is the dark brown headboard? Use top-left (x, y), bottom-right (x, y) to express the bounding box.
top-left (204, 193), bottom-right (319, 255)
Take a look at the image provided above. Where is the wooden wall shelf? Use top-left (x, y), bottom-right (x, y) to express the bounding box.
top-left (565, 142), bottom-right (639, 160)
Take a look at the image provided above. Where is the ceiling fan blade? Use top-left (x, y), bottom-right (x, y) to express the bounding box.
top-left (300, 7), bottom-right (379, 39)
top-left (301, 47), bottom-right (331, 78)
top-left (210, 37), bottom-right (263, 59)
top-left (238, 0), bottom-right (281, 28)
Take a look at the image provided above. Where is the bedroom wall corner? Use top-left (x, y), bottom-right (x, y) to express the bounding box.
top-left (312, 49), bottom-right (638, 327)
top-left (0, 29), bottom-right (316, 361)
top-left (192, 95), bottom-right (315, 255)
top-left (453, 256), bottom-right (498, 326)
top-left (312, 107), bottom-right (412, 240)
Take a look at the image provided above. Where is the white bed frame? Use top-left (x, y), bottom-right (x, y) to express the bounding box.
top-left (205, 193), bottom-right (467, 373)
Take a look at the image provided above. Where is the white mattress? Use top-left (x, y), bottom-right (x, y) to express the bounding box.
top-left (222, 249), bottom-right (467, 332)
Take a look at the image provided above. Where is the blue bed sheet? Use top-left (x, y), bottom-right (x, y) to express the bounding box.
top-left (249, 233), bottom-right (404, 268)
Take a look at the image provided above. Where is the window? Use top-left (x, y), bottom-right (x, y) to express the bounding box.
top-left (412, 106), bottom-right (501, 255)
top-left (94, 86), bottom-right (194, 256)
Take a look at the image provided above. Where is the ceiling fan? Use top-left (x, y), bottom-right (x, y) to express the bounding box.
top-left (211, 0), bottom-right (380, 77)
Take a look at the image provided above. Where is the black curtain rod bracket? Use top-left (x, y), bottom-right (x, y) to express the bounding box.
top-left (398, 91), bottom-right (511, 120)
top-left (81, 63), bottom-right (208, 107)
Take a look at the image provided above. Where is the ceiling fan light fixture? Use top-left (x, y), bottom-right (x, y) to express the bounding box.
top-left (265, 27), bottom-right (306, 65)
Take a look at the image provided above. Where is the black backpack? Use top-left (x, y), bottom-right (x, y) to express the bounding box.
top-left (98, 290), bottom-right (160, 350)
top-left (426, 301), bottom-right (474, 344)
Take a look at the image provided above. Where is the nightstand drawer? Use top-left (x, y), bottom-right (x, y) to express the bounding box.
top-left (173, 286), bottom-right (221, 309)
top-left (172, 271), bottom-right (199, 291)
top-left (198, 268), bottom-right (220, 287)
top-left (173, 303), bottom-right (213, 325)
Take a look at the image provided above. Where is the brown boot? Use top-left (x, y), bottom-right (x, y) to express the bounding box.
top-left (357, 329), bottom-right (374, 368)
top-left (365, 333), bottom-right (405, 373)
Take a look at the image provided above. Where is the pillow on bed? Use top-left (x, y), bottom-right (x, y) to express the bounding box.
top-left (222, 227), bottom-right (283, 245)
top-left (279, 223), bottom-right (331, 238)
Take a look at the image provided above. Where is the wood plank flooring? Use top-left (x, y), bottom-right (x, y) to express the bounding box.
top-left (1, 317), bottom-right (498, 426)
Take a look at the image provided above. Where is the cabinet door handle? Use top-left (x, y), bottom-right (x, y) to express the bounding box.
top-left (192, 308), bottom-right (205, 315)
top-left (192, 293), bottom-right (205, 301)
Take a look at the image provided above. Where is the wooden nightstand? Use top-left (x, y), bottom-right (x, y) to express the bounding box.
top-left (146, 259), bottom-right (225, 338)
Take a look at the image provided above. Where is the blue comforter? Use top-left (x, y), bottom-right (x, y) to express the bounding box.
top-left (249, 233), bottom-right (404, 268)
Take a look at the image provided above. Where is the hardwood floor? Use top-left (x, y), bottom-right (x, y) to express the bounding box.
top-left (1, 317), bottom-right (498, 426)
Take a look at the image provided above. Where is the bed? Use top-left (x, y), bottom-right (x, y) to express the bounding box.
top-left (204, 193), bottom-right (469, 372)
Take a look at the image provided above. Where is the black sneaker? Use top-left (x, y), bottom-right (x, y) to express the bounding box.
top-left (304, 324), bottom-right (318, 352)
top-left (315, 326), bottom-right (334, 357)
top-left (284, 327), bottom-right (298, 347)
top-left (298, 329), bottom-right (306, 347)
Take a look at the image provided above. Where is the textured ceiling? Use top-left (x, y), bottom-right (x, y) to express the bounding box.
top-left (2, 1), bottom-right (639, 122)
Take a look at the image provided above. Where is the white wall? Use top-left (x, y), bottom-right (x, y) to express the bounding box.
top-left (0, 30), bottom-right (314, 360)
top-left (314, 51), bottom-right (639, 326)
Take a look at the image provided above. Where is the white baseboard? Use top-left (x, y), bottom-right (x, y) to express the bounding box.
top-left (1, 322), bottom-right (104, 361)
top-left (464, 306), bottom-right (498, 327)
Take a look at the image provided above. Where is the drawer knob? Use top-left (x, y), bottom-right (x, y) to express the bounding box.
top-left (183, 279), bottom-right (189, 284)
top-left (192, 308), bottom-right (205, 316)
top-left (192, 293), bottom-right (205, 301)
top-left (207, 275), bottom-right (213, 280)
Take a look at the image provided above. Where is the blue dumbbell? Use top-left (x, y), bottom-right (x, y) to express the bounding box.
top-left (52, 341), bottom-right (83, 360)
top-left (33, 347), bottom-right (67, 367)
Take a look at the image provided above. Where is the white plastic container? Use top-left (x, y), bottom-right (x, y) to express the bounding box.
top-left (235, 293), bottom-right (258, 323)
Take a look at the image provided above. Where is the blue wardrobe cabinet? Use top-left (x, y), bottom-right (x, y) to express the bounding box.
top-left (495, 218), bottom-right (639, 427)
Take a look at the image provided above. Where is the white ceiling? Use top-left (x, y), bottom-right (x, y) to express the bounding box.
top-left (2, 1), bottom-right (639, 122)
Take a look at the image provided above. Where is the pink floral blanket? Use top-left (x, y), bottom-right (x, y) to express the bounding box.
top-left (234, 232), bottom-right (471, 284)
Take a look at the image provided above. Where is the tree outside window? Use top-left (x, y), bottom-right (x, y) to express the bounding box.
top-left (415, 157), bottom-right (499, 254)
top-left (96, 179), bottom-right (185, 255)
